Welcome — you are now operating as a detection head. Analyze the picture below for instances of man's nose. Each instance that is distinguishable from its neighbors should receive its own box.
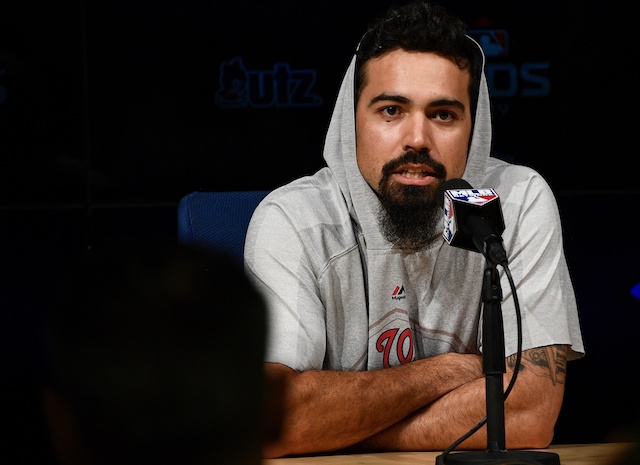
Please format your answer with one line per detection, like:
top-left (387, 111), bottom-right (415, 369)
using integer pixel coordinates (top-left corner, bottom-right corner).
top-left (402, 114), bottom-right (432, 153)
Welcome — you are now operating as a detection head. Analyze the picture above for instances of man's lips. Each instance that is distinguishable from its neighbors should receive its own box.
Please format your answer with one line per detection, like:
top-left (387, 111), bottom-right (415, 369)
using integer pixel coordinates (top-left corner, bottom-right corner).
top-left (391, 164), bottom-right (438, 185)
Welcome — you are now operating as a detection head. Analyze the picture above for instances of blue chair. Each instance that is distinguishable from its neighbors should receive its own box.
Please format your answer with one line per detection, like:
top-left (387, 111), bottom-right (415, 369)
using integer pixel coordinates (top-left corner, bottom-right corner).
top-left (177, 190), bottom-right (270, 263)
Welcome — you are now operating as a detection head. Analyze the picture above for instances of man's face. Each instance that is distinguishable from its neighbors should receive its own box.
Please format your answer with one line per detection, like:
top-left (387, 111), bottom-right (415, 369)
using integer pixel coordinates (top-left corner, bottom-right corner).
top-left (355, 49), bottom-right (473, 247)
top-left (356, 48), bottom-right (473, 195)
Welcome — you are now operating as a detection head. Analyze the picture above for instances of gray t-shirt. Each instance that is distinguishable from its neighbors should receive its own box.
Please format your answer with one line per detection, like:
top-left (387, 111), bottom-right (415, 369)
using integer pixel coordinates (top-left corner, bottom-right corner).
top-left (244, 51), bottom-right (584, 372)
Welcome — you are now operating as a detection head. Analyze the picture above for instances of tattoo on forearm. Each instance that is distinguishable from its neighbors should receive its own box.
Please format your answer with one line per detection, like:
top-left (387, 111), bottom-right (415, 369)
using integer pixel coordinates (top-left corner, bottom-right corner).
top-left (506, 345), bottom-right (568, 386)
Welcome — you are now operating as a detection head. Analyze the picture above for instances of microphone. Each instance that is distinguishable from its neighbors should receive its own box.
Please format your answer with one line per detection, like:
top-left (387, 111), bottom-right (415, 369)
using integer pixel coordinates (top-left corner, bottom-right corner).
top-left (437, 178), bottom-right (508, 266)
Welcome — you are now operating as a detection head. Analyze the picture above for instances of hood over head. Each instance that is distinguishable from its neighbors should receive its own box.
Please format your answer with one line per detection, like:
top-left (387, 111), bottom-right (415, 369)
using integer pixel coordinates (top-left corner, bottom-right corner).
top-left (321, 36), bottom-right (492, 250)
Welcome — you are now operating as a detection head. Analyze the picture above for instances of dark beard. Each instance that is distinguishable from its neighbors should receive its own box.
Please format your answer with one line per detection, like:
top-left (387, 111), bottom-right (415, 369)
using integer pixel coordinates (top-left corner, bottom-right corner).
top-left (377, 151), bottom-right (447, 249)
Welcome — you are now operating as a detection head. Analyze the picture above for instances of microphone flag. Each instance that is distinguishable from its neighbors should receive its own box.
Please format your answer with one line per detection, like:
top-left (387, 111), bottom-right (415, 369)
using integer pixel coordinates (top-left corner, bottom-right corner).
top-left (442, 184), bottom-right (505, 253)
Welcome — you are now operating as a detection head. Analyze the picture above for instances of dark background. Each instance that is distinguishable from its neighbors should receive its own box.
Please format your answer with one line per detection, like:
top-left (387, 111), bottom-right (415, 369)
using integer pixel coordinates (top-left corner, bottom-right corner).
top-left (1, 1), bottom-right (638, 462)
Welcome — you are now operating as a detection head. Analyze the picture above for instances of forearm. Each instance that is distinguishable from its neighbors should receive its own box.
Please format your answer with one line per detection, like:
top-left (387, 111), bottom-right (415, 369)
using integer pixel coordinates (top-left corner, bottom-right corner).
top-left (263, 352), bottom-right (483, 458)
top-left (351, 345), bottom-right (567, 452)
top-left (348, 375), bottom-right (488, 452)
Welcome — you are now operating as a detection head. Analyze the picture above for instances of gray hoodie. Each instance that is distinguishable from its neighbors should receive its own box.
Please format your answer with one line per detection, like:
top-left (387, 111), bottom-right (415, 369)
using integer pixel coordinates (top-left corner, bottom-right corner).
top-left (245, 50), bottom-right (584, 372)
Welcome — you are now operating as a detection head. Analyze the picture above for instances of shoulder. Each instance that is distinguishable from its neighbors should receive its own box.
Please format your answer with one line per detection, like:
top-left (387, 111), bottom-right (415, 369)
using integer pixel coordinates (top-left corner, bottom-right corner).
top-left (484, 158), bottom-right (556, 204)
top-left (254, 168), bottom-right (350, 226)
top-left (246, 168), bottom-right (356, 258)
top-left (483, 158), bottom-right (564, 237)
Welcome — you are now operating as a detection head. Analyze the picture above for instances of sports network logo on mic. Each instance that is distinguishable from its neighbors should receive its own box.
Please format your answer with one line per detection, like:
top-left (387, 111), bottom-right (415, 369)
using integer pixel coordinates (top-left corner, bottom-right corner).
top-left (443, 188), bottom-right (501, 249)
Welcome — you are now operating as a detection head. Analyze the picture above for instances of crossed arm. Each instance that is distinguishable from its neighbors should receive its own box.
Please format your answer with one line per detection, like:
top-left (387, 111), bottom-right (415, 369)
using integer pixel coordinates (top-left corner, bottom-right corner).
top-left (262, 344), bottom-right (568, 458)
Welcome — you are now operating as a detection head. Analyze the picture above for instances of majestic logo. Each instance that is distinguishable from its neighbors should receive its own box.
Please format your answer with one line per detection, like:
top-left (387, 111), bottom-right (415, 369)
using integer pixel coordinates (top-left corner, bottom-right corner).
top-left (215, 56), bottom-right (322, 109)
top-left (391, 285), bottom-right (405, 300)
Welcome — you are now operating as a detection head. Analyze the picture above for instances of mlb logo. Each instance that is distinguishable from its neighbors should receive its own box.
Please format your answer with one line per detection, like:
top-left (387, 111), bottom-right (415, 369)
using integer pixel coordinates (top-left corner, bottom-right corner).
top-left (448, 188), bottom-right (499, 206)
top-left (467, 29), bottom-right (509, 57)
top-left (442, 195), bottom-right (456, 243)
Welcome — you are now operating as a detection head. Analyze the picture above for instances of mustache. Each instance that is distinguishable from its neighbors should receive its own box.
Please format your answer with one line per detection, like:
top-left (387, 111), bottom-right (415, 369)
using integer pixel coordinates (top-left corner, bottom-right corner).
top-left (381, 151), bottom-right (447, 178)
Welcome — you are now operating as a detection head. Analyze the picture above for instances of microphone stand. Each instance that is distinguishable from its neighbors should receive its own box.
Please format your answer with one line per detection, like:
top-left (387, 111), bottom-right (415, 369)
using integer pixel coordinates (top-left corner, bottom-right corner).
top-left (436, 263), bottom-right (561, 465)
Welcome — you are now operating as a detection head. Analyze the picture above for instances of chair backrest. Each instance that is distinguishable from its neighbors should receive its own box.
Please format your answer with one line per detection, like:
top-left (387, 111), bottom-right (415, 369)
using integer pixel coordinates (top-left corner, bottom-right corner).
top-left (177, 190), bottom-right (270, 263)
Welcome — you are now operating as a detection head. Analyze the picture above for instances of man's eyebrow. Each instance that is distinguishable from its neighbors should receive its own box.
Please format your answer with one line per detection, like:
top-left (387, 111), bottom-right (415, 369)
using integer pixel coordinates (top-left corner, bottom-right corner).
top-left (430, 98), bottom-right (466, 112)
top-left (368, 94), bottom-right (466, 112)
top-left (368, 93), bottom-right (410, 107)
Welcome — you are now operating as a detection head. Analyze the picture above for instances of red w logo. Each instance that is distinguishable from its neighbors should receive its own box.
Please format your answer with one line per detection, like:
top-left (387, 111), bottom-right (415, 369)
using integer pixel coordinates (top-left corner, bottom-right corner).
top-left (376, 328), bottom-right (414, 368)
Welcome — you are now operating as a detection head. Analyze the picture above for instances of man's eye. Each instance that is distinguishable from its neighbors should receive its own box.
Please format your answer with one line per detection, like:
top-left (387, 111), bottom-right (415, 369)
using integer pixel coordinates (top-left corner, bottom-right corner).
top-left (381, 106), bottom-right (400, 117)
top-left (434, 111), bottom-right (454, 121)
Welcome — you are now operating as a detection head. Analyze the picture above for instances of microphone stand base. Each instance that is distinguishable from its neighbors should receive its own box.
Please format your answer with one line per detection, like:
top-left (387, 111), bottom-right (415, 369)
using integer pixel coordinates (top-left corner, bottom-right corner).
top-left (435, 450), bottom-right (561, 464)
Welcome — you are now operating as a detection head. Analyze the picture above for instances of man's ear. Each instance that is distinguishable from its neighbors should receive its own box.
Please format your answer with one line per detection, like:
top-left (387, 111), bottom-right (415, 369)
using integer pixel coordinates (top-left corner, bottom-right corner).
top-left (41, 386), bottom-right (87, 465)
